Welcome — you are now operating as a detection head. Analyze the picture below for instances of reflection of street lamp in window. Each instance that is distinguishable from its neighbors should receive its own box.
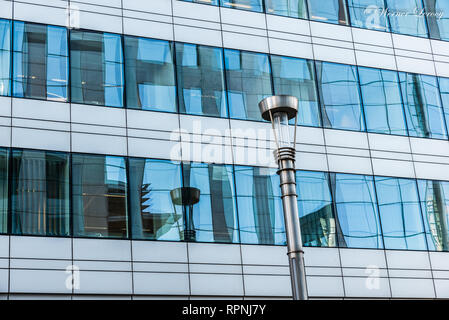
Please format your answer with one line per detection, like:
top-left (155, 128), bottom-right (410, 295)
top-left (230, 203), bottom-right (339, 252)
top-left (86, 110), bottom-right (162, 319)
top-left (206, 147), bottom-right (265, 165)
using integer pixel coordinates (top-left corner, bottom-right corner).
top-left (170, 187), bottom-right (200, 242)
top-left (258, 95), bottom-right (308, 300)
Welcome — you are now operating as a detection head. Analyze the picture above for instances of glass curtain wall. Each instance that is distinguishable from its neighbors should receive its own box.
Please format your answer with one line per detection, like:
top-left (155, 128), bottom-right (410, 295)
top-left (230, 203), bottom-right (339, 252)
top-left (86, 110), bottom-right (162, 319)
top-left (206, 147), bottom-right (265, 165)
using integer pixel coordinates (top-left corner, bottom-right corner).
top-left (423, 0), bottom-right (449, 41)
top-left (265, 0), bottom-right (308, 18)
top-left (385, 0), bottom-right (428, 37)
top-left (176, 43), bottom-right (227, 117)
top-left (182, 162), bottom-right (239, 243)
top-left (308, 0), bottom-right (349, 25)
top-left (220, 0), bottom-right (264, 12)
top-left (129, 158), bottom-right (183, 241)
top-left (0, 19), bottom-right (11, 97)
top-left (13, 21), bottom-right (68, 101)
top-left (72, 154), bottom-right (128, 238)
top-left (400, 72), bottom-right (447, 139)
top-left (297, 171), bottom-right (338, 247)
top-left (70, 30), bottom-right (124, 107)
top-left (271, 55), bottom-right (321, 127)
top-left (375, 177), bottom-right (427, 250)
top-left (11, 149), bottom-right (70, 236)
top-left (225, 49), bottom-right (273, 121)
top-left (347, 0), bottom-right (389, 31)
top-left (235, 166), bottom-right (285, 245)
top-left (358, 67), bottom-right (408, 135)
top-left (125, 36), bottom-right (176, 112)
top-left (0, 148), bottom-right (7, 234)
top-left (316, 61), bottom-right (364, 131)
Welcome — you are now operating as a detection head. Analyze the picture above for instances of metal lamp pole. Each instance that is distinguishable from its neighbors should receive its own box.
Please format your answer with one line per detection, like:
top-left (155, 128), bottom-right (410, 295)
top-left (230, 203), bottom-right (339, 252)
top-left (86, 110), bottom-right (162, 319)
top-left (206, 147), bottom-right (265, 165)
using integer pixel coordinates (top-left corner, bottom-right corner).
top-left (258, 95), bottom-right (308, 301)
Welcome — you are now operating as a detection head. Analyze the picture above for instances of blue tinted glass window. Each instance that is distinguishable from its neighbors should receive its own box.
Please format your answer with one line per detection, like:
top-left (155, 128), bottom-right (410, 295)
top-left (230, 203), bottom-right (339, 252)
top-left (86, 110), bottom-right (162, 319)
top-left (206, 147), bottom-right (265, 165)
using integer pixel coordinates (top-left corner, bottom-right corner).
top-left (347, 0), bottom-right (389, 31)
top-left (71, 31), bottom-right (124, 107)
top-left (0, 19), bottom-right (11, 97)
top-left (308, 0), bottom-right (349, 25)
top-left (297, 171), bottom-right (337, 247)
top-left (438, 77), bottom-right (449, 133)
top-left (386, 0), bottom-right (428, 37)
top-left (317, 62), bottom-right (364, 131)
top-left (0, 148), bottom-right (7, 234)
top-left (225, 49), bottom-right (273, 121)
top-left (425, 0), bottom-right (449, 41)
top-left (331, 173), bottom-right (383, 249)
top-left (129, 158), bottom-right (183, 241)
top-left (235, 166), bottom-right (285, 245)
top-left (125, 36), bottom-right (176, 112)
top-left (271, 56), bottom-right (320, 127)
top-left (13, 22), bottom-right (68, 101)
top-left (417, 180), bottom-right (449, 251)
top-left (265, 0), bottom-right (308, 18)
top-left (11, 149), bottom-right (70, 237)
top-left (220, 0), bottom-right (263, 12)
top-left (182, 163), bottom-right (238, 243)
top-left (181, 0), bottom-right (219, 4)
top-left (358, 67), bottom-right (407, 135)
top-left (400, 72), bottom-right (447, 139)
top-left (176, 43), bottom-right (227, 117)
top-left (375, 177), bottom-right (427, 250)
top-left (72, 154), bottom-right (128, 238)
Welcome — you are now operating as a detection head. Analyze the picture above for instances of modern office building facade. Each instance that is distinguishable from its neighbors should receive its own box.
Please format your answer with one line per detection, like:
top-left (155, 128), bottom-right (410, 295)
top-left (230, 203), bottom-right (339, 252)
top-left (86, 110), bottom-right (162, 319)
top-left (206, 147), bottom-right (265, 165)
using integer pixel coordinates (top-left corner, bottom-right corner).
top-left (0, 0), bottom-right (449, 300)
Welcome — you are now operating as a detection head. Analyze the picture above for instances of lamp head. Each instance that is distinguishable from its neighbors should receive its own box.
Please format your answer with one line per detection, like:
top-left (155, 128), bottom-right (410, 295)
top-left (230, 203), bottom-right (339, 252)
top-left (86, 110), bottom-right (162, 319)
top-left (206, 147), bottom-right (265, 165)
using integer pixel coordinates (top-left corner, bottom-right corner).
top-left (258, 95), bottom-right (298, 122)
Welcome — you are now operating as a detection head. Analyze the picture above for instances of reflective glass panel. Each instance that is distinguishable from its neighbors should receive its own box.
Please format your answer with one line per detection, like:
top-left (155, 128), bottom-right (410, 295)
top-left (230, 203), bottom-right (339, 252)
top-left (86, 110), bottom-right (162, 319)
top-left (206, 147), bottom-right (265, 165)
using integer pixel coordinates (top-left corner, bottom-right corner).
top-left (316, 62), bottom-right (364, 131)
top-left (182, 162), bottom-right (238, 243)
top-left (385, 0), bottom-right (428, 37)
top-left (225, 49), bottom-right (273, 121)
top-left (347, 0), bottom-right (389, 31)
top-left (425, 0), bottom-right (449, 41)
top-left (125, 36), bottom-right (176, 112)
top-left (400, 72), bottom-right (447, 139)
top-left (235, 166), bottom-right (285, 245)
top-left (220, 0), bottom-right (263, 12)
top-left (70, 30), bottom-right (124, 107)
top-left (0, 148), bottom-right (7, 234)
top-left (437, 77), bottom-right (449, 134)
top-left (375, 177), bottom-right (427, 250)
top-left (271, 56), bottom-right (320, 127)
top-left (176, 43), bottom-right (227, 117)
top-left (331, 173), bottom-right (383, 249)
top-left (308, 0), bottom-right (349, 25)
top-left (265, 0), bottom-right (308, 18)
top-left (358, 67), bottom-right (407, 135)
top-left (11, 149), bottom-right (69, 236)
top-left (13, 21), bottom-right (68, 101)
top-left (181, 0), bottom-right (219, 5)
top-left (129, 158), bottom-right (183, 241)
top-left (417, 180), bottom-right (449, 251)
top-left (297, 171), bottom-right (337, 247)
top-left (0, 19), bottom-right (11, 97)
top-left (72, 154), bottom-right (128, 238)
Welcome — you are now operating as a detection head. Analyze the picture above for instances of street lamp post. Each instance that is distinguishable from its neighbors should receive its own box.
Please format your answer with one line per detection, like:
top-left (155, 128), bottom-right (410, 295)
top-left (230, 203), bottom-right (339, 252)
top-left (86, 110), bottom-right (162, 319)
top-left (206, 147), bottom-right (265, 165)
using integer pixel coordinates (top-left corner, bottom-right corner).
top-left (258, 95), bottom-right (308, 301)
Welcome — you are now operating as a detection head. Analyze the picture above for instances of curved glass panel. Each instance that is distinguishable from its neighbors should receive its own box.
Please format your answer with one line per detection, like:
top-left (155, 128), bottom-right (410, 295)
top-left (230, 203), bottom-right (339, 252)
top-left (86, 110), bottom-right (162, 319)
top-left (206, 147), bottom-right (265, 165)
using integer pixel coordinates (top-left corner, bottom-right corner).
top-left (220, 0), bottom-right (263, 12)
top-left (331, 173), bottom-right (383, 249)
top-left (437, 77), bottom-right (449, 134)
top-left (317, 62), bottom-right (364, 131)
top-left (359, 67), bottom-right (407, 135)
top-left (235, 166), bottom-right (285, 245)
top-left (308, 0), bottom-right (349, 25)
top-left (129, 158), bottom-right (183, 241)
top-left (71, 31), bottom-right (124, 107)
top-left (386, 0), bottom-right (428, 37)
top-left (348, 0), bottom-right (389, 31)
top-left (125, 36), bottom-right (176, 112)
top-left (375, 177), bottom-right (427, 250)
top-left (297, 171), bottom-right (337, 247)
top-left (417, 180), bottom-right (449, 251)
top-left (271, 56), bottom-right (320, 127)
top-left (265, 0), bottom-right (308, 18)
top-left (400, 72), bottom-right (447, 139)
top-left (176, 43), bottom-right (227, 117)
top-left (11, 149), bottom-right (69, 236)
top-left (0, 148), bottom-right (7, 234)
top-left (13, 21), bottom-right (68, 101)
top-left (72, 154), bottom-right (128, 238)
top-left (425, 0), bottom-right (449, 41)
top-left (182, 162), bottom-right (238, 243)
top-left (225, 49), bottom-right (273, 121)
top-left (0, 19), bottom-right (11, 97)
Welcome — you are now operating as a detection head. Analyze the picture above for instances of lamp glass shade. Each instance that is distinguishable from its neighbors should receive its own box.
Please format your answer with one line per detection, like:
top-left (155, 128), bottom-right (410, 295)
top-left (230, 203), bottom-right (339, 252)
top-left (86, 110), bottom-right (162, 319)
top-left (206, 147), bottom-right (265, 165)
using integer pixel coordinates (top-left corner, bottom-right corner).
top-left (272, 111), bottom-right (293, 148)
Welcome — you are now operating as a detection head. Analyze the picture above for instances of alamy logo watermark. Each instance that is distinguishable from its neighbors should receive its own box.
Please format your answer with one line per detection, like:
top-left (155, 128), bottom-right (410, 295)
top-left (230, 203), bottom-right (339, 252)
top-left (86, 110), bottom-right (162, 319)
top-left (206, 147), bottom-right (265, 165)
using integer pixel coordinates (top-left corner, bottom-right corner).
top-left (65, 265), bottom-right (80, 290)
top-left (365, 265), bottom-right (380, 290)
top-left (66, 4), bottom-right (80, 29)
